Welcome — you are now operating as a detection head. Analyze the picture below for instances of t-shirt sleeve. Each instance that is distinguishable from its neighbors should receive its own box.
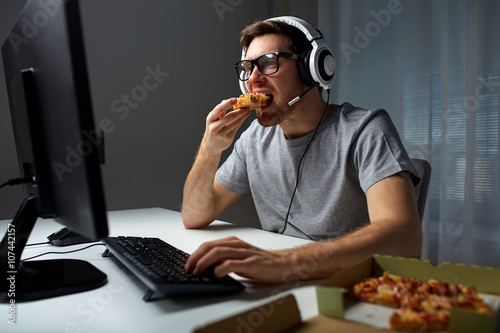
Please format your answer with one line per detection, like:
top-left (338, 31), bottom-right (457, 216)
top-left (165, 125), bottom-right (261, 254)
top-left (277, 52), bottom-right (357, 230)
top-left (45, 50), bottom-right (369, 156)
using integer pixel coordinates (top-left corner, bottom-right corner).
top-left (353, 110), bottom-right (420, 193)
top-left (215, 137), bottom-right (251, 194)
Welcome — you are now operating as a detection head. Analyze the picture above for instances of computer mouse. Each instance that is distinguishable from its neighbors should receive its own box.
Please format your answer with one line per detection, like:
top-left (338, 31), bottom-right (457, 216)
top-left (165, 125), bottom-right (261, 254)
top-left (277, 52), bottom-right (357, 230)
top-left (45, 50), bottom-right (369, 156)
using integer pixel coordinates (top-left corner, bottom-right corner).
top-left (47, 227), bottom-right (96, 246)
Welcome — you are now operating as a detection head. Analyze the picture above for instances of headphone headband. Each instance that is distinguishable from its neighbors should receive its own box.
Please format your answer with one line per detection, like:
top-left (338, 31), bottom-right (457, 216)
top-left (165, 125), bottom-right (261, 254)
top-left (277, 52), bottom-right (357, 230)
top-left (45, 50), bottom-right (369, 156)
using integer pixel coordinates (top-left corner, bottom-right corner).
top-left (239, 16), bottom-right (336, 94)
top-left (270, 16), bottom-right (322, 41)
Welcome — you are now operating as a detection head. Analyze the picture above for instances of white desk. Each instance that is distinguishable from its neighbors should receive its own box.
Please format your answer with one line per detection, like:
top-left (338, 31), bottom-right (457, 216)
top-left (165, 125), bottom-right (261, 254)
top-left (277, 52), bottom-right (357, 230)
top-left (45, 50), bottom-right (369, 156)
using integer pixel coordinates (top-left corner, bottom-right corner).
top-left (1, 208), bottom-right (319, 333)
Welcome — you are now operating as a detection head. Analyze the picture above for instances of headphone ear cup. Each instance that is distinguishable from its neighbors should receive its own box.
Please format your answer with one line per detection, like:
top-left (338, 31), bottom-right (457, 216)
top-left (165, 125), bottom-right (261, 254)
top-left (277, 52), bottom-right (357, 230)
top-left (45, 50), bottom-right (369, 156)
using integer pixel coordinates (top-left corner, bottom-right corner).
top-left (297, 50), bottom-right (317, 87)
top-left (314, 46), bottom-right (336, 88)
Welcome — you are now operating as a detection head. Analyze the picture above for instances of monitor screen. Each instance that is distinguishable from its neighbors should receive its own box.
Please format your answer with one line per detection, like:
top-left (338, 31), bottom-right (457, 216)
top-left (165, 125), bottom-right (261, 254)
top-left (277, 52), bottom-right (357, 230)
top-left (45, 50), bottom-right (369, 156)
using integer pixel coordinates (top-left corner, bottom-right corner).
top-left (1, 0), bottom-right (108, 302)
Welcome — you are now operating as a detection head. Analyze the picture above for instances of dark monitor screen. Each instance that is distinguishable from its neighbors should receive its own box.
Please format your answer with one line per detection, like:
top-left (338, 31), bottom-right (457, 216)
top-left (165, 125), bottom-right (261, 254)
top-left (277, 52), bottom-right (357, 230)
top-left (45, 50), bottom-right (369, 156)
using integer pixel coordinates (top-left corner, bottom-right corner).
top-left (1, 0), bottom-right (108, 302)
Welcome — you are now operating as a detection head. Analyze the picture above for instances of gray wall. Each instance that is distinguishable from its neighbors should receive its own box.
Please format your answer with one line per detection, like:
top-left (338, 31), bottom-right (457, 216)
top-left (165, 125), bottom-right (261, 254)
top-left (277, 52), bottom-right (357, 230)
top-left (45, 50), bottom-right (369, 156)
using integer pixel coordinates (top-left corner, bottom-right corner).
top-left (0, 0), bottom-right (319, 228)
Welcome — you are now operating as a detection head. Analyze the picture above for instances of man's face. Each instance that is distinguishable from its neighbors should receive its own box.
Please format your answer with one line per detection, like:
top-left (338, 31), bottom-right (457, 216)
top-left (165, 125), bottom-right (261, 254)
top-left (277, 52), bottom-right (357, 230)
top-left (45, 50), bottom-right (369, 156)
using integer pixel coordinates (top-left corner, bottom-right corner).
top-left (244, 33), bottom-right (307, 127)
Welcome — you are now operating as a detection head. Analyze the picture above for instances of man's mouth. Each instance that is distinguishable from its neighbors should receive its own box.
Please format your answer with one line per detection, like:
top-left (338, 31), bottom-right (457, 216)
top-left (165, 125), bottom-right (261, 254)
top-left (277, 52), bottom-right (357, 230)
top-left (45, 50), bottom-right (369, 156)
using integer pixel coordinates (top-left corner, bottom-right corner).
top-left (257, 94), bottom-right (273, 116)
top-left (263, 93), bottom-right (273, 107)
top-left (256, 92), bottom-right (273, 111)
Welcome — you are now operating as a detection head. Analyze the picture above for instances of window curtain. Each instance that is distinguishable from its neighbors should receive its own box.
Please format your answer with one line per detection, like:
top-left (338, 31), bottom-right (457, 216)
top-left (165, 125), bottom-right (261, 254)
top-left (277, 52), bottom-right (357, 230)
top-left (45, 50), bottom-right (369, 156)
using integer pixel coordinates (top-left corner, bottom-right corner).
top-left (318, 0), bottom-right (500, 267)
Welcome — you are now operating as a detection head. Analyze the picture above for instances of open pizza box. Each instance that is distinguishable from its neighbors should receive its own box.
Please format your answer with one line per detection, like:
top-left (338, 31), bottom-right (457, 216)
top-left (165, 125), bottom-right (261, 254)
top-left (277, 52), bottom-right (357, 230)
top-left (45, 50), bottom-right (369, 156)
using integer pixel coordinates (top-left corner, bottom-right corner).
top-left (193, 255), bottom-right (500, 333)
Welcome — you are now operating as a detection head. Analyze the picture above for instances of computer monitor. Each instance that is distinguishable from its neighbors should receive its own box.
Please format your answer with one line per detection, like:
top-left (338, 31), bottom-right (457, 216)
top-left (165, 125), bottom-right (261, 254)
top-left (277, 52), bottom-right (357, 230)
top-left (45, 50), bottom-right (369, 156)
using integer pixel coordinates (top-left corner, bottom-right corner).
top-left (1, 0), bottom-right (108, 302)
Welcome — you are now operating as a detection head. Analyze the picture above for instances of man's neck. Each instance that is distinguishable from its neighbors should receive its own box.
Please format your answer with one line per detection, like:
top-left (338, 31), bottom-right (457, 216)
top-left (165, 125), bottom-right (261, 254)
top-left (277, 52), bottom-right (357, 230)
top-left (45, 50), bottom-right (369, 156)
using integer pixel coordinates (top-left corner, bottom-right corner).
top-left (280, 97), bottom-right (331, 140)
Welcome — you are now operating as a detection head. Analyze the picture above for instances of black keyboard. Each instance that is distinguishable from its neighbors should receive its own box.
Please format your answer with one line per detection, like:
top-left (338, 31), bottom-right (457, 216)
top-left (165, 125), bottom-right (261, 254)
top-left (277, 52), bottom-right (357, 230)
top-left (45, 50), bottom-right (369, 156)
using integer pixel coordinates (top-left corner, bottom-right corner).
top-left (102, 236), bottom-right (245, 301)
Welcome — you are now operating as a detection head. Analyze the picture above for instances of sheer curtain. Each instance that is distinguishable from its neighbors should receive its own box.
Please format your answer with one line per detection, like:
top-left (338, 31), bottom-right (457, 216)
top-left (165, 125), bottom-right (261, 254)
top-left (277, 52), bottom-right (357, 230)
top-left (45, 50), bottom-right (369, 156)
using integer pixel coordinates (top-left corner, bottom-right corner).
top-left (318, 0), bottom-right (500, 267)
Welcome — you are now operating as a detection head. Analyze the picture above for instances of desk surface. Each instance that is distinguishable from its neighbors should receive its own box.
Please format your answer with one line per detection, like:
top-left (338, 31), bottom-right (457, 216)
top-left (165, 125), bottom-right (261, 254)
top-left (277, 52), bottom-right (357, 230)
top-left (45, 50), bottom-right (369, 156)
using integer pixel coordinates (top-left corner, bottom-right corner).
top-left (1, 208), bottom-right (318, 333)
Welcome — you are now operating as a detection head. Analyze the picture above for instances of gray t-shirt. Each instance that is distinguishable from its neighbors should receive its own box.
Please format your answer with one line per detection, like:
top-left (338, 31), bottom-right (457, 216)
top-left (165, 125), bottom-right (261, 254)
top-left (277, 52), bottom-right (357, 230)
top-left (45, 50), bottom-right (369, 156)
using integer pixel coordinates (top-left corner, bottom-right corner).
top-left (215, 102), bottom-right (419, 240)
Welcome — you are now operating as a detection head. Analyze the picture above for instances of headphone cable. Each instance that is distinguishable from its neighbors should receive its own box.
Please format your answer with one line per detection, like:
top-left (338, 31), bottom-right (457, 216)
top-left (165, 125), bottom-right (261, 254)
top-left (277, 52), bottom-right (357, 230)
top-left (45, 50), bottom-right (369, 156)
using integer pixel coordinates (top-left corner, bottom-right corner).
top-left (281, 90), bottom-right (331, 240)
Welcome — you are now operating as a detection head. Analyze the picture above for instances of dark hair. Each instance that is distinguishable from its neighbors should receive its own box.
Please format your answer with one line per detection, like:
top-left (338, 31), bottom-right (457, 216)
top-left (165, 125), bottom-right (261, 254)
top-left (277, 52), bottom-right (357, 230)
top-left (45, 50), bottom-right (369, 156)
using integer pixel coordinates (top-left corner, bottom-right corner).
top-left (240, 19), bottom-right (312, 56)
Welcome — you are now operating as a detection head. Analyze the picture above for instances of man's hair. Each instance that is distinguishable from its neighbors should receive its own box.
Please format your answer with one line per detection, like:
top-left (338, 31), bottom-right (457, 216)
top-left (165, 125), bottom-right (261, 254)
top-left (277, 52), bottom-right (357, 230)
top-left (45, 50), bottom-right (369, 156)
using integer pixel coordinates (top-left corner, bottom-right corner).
top-left (239, 19), bottom-right (312, 56)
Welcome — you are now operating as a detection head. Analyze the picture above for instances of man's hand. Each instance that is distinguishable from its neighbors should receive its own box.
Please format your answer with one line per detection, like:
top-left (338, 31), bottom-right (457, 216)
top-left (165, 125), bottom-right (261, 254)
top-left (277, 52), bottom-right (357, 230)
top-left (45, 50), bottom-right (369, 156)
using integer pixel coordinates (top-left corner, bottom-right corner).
top-left (184, 236), bottom-right (291, 283)
top-left (203, 98), bottom-right (251, 155)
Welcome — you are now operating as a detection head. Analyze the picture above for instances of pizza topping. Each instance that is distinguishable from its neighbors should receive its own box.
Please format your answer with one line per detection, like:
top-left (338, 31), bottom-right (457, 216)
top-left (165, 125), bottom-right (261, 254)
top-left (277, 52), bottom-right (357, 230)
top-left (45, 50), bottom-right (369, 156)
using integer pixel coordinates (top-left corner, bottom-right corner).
top-left (232, 92), bottom-right (272, 111)
top-left (349, 271), bottom-right (491, 332)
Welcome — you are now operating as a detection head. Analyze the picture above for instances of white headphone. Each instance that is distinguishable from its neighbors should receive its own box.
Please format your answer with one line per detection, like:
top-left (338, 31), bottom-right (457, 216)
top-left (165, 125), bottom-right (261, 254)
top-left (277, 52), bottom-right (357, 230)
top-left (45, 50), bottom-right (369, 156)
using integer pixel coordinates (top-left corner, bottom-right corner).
top-left (238, 16), bottom-right (336, 94)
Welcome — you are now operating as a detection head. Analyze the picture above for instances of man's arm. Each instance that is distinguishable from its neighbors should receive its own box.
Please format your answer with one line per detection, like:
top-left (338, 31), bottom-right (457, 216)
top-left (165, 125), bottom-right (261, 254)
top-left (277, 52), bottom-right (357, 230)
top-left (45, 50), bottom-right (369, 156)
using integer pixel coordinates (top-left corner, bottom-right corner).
top-left (279, 171), bottom-right (422, 280)
top-left (182, 98), bottom-right (250, 228)
top-left (185, 171), bottom-right (422, 282)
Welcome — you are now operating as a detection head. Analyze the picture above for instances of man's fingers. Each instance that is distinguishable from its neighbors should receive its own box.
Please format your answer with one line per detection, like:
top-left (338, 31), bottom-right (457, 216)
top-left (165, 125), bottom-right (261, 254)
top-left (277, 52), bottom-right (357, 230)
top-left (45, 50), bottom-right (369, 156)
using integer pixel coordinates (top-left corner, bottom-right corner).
top-left (206, 102), bottom-right (250, 139)
top-left (207, 98), bottom-right (237, 122)
top-left (185, 236), bottom-right (253, 273)
top-left (220, 109), bottom-right (251, 136)
top-left (192, 246), bottom-right (254, 275)
top-left (185, 236), bottom-right (236, 270)
top-left (213, 258), bottom-right (259, 280)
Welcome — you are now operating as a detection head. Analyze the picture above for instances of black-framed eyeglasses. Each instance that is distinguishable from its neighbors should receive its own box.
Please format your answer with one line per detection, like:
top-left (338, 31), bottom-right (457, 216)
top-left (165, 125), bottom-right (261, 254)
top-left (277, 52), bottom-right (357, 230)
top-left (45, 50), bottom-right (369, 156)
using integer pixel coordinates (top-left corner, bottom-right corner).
top-left (235, 52), bottom-right (298, 81)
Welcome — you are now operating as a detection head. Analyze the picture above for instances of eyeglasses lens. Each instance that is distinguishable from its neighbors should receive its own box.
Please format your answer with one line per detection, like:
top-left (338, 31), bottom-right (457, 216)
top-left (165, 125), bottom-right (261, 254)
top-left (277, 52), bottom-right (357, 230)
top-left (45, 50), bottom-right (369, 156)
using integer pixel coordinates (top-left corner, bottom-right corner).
top-left (237, 53), bottom-right (279, 81)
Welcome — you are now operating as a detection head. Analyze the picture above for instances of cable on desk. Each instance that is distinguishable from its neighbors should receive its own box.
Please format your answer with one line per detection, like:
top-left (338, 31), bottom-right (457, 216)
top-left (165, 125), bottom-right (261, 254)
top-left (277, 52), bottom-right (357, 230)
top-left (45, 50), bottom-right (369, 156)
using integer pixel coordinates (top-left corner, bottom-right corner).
top-left (22, 243), bottom-right (105, 261)
top-left (25, 241), bottom-right (51, 246)
top-left (0, 176), bottom-right (36, 189)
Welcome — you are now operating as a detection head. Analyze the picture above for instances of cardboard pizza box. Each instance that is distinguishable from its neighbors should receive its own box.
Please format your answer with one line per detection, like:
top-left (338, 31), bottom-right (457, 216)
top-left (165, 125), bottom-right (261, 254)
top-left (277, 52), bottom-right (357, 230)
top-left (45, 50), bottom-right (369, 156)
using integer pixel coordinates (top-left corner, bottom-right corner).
top-left (316, 254), bottom-right (500, 333)
top-left (193, 255), bottom-right (500, 333)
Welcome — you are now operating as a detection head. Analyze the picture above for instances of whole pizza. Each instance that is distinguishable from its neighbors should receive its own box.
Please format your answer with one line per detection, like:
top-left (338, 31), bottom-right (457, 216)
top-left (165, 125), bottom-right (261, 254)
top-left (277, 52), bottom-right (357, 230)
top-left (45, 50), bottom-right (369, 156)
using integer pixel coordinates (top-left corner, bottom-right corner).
top-left (349, 271), bottom-right (491, 332)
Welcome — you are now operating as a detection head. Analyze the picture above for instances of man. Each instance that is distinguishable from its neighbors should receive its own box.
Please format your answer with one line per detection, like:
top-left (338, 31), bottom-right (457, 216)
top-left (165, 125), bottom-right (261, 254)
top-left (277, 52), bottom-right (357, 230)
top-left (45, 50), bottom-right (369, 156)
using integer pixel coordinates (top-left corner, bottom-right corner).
top-left (182, 17), bottom-right (422, 283)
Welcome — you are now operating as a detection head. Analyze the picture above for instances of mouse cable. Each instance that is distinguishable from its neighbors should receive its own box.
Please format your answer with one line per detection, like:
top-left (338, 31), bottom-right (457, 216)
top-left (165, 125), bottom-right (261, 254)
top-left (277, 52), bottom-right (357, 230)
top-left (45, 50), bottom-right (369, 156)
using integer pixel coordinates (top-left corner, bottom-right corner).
top-left (25, 241), bottom-right (51, 246)
top-left (22, 243), bottom-right (105, 262)
top-left (0, 176), bottom-right (36, 189)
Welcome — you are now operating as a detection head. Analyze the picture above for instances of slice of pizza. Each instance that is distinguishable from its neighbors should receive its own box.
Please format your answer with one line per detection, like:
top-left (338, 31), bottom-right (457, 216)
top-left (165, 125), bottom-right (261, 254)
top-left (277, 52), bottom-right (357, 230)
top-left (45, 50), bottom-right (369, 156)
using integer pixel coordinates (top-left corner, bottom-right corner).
top-left (232, 92), bottom-right (271, 111)
top-left (349, 270), bottom-right (401, 307)
top-left (390, 307), bottom-right (449, 332)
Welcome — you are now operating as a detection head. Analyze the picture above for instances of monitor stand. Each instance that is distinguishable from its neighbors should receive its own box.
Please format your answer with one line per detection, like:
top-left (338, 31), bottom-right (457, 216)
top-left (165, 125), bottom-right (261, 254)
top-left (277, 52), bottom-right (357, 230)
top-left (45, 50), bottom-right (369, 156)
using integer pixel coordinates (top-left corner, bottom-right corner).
top-left (1, 195), bottom-right (107, 303)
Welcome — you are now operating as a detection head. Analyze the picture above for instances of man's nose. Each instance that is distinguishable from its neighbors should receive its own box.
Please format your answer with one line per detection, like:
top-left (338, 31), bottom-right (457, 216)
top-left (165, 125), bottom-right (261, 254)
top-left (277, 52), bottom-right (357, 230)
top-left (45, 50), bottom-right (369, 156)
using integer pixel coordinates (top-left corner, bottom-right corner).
top-left (247, 64), bottom-right (265, 87)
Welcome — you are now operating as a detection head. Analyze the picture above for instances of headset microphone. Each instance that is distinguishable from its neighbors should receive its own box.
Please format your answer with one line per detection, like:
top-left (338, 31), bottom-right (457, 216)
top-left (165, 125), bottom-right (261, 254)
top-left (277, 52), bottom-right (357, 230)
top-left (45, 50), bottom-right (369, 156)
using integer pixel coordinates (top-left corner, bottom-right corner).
top-left (288, 84), bottom-right (318, 106)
